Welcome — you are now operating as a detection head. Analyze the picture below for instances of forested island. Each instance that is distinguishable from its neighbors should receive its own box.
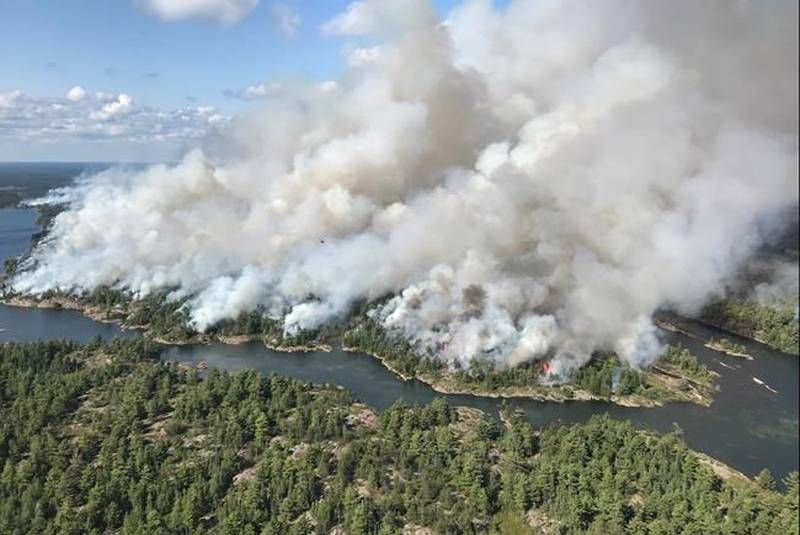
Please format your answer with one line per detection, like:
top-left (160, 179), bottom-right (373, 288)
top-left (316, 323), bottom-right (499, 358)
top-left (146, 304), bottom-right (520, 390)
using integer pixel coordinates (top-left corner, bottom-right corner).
top-left (704, 338), bottom-right (752, 360)
top-left (0, 288), bottom-right (719, 408)
top-left (0, 338), bottom-right (796, 534)
top-left (341, 317), bottom-right (717, 407)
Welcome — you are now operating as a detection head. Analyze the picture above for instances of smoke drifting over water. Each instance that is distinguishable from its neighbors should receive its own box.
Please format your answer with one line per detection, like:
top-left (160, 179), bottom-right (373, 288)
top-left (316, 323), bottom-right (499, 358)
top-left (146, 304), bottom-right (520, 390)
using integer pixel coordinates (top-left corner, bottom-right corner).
top-left (13, 0), bottom-right (799, 371)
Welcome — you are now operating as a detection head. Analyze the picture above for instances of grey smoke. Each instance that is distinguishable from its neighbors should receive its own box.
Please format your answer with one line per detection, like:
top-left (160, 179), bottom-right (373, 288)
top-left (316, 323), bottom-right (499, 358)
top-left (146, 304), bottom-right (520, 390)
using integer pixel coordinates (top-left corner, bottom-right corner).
top-left (13, 0), bottom-right (799, 372)
top-left (753, 262), bottom-right (799, 308)
top-left (742, 258), bottom-right (799, 308)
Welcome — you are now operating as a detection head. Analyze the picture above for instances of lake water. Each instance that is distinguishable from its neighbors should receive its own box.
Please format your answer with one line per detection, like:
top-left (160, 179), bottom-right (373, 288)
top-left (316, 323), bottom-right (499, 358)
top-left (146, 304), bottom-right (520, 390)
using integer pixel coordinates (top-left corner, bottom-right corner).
top-left (0, 206), bottom-right (797, 482)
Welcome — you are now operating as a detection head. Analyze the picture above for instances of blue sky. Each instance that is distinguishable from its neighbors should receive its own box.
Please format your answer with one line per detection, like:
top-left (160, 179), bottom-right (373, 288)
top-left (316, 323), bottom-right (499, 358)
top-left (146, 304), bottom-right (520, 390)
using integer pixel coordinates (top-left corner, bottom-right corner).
top-left (0, 0), bottom-right (476, 162)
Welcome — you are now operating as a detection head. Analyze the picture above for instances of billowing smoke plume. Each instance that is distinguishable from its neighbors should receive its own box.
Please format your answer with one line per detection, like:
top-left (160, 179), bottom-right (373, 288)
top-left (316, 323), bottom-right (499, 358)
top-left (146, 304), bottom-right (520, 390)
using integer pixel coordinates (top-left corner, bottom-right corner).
top-left (13, 0), bottom-right (799, 371)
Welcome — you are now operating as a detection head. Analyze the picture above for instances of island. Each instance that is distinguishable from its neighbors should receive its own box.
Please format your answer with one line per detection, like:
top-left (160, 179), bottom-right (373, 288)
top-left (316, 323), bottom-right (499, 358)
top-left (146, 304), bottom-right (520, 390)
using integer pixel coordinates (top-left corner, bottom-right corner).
top-left (704, 337), bottom-right (753, 359)
top-left (342, 317), bottom-right (718, 407)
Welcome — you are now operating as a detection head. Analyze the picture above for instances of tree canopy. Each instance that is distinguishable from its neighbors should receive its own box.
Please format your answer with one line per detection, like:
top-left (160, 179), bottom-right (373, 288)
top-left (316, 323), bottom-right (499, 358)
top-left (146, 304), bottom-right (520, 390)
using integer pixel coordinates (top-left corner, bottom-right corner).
top-left (0, 339), bottom-right (796, 534)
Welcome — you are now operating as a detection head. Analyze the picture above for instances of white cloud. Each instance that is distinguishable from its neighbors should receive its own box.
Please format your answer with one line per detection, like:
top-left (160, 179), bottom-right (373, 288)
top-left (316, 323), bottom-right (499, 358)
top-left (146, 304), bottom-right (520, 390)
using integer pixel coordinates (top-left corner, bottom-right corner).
top-left (225, 82), bottom-right (283, 100)
top-left (0, 89), bottom-right (229, 154)
top-left (245, 85), bottom-right (268, 98)
top-left (137, 0), bottom-right (259, 25)
top-left (66, 86), bottom-right (86, 102)
top-left (321, 0), bottom-right (434, 36)
top-left (90, 93), bottom-right (134, 121)
top-left (0, 90), bottom-right (21, 109)
top-left (207, 113), bottom-right (226, 124)
top-left (226, 80), bottom-right (336, 101)
top-left (269, 3), bottom-right (301, 38)
top-left (317, 80), bottom-right (338, 92)
top-left (347, 46), bottom-right (382, 67)
top-left (321, 1), bottom-right (376, 35)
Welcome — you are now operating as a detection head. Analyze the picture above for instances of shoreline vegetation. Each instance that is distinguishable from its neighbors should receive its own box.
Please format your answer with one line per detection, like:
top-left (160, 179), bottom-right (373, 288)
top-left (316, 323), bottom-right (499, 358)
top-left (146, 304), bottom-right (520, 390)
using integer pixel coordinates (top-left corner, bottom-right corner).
top-left (1, 289), bottom-right (719, 408)
top-left (704, 338), bottom-right (753, 360)
top-left (654, 316), bottom-right (754, 360)
top-left (0, 338), bottom-right (796, 534)
top-left (700, 299), bottom-right (799, 356)
top-left (342, 319), bottom-right (718, 408)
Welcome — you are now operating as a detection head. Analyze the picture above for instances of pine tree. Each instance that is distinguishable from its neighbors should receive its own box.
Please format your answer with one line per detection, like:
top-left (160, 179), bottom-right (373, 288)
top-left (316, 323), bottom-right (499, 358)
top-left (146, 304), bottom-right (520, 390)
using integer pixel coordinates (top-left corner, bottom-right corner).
top-left (756, 469), bottom-right (777, 491)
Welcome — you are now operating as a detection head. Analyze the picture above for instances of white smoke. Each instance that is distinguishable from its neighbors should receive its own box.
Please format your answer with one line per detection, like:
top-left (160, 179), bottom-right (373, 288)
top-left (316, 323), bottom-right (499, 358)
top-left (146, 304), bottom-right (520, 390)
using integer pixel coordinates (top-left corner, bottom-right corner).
top-left (13, 0), bottom-right (799, 372)
top-left (749, 259), bottom-right (799, 309)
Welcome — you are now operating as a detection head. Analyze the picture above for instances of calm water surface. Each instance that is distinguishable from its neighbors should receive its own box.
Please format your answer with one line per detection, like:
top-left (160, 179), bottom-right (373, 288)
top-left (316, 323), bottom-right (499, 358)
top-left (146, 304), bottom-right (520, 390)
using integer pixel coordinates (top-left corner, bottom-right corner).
top-left (1, 207), bottom-right (797, 481)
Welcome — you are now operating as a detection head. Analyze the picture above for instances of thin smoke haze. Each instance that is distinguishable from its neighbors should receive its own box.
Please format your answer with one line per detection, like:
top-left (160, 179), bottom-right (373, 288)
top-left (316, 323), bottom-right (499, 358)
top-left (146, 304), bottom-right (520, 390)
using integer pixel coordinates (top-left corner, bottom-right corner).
top-left (13, 0), bottom-right (799, 372)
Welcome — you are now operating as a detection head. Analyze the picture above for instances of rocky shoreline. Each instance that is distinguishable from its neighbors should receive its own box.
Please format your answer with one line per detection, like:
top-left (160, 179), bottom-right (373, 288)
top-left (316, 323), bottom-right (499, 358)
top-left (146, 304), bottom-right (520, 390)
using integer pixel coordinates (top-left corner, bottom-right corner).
top-left (265, 339), bottom-right (332, 353)
top-left (697, 316), bottom-right (795, 355)
top-left (3, 294), bottom-right (110, 319)
top-left (345, 345), bottom-right (665, 407)
top-left (656, 314), bottom-right (759, 360)
top-left (703, 339), bottom-right (753, 360)
top-left (1, 294), bottom-right (330, 353)
top-left (422, 374), bottom-right (665, 407)
top-left (658, 312), bottom-right (797, 357)
top-left (341, 346), bottom-right (415, 381)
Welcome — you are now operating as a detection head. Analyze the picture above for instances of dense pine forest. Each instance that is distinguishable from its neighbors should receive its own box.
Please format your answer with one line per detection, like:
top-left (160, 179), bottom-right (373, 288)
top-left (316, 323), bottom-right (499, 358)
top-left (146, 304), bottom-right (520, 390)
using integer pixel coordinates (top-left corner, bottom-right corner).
top-left (0, 338), bottom-right (796, 534)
